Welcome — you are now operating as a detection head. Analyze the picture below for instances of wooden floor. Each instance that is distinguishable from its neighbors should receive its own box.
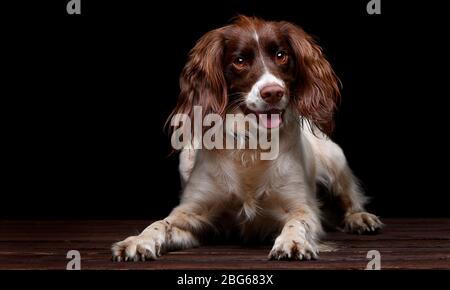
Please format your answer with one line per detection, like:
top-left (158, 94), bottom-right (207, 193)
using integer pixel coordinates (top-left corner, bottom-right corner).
top-left (0, 219), bottom-right (449, 270)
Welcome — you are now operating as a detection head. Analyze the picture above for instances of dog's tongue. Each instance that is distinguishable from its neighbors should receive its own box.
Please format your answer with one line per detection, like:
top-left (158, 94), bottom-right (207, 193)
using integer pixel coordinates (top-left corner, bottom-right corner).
top-left (260, 113), bottom-right (282, 129)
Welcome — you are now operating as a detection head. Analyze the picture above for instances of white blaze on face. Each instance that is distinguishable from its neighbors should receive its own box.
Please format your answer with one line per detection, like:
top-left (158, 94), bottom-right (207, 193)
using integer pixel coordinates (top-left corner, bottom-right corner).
top-left (253, 31), bottom-right (268, 71)
top-left (245, 72), bottom-right (287, 128)
top-left (243, 30), bottom-right (288, 129)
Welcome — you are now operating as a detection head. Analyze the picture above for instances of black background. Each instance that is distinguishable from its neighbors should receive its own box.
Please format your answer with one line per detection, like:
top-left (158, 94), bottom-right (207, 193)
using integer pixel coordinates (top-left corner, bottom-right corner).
top-left (2, 0), bottom-right (449, 219)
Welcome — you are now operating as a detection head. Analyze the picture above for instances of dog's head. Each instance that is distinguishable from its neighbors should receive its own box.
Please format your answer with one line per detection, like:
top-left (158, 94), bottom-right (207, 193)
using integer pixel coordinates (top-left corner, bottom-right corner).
top-left (172, 16), bottom-right (340, 134)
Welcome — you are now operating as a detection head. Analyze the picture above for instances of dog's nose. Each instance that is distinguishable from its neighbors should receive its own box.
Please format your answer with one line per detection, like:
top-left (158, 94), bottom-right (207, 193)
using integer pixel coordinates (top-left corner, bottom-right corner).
top-left (260, 85), bottom-right (285, 104)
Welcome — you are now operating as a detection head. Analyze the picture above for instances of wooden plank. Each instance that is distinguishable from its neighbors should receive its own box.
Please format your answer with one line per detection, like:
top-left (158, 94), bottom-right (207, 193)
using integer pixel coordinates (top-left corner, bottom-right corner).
top-left (0, 219), bottom-right (449, 269)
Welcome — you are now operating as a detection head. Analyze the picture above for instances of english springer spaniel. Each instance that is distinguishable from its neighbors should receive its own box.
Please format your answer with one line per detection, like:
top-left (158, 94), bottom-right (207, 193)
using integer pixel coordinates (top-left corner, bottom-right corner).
top-left (112, 16), bottom-right (382, 262)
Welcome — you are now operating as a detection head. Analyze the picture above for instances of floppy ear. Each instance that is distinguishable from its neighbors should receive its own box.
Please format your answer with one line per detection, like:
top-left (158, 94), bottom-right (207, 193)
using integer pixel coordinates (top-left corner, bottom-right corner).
top-left (169, 28), bottom-right (228, 126)
top-left (280, 22), bottom-right (340, 134)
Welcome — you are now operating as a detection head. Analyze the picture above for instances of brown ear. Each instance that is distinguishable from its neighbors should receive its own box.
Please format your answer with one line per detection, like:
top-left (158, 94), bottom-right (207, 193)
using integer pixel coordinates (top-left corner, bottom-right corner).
top-left (169, 28), bottom-right (228, 128)
top-left (280, 22), bottom-right (340, 134)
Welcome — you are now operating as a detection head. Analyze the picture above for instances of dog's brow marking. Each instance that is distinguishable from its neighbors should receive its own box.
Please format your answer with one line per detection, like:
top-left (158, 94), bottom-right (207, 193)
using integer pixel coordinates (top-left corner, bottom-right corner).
top-left (253, 31), bottom-right (259, 42)
top-left (253, 30), bottom-right (268, 72)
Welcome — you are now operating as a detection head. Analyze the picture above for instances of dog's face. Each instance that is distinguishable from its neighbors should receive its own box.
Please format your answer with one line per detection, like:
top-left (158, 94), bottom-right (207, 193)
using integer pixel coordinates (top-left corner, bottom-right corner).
top-left (222, 22), bottom-right (295, 129)
top-left (172, 16), bottom-right (340, 134)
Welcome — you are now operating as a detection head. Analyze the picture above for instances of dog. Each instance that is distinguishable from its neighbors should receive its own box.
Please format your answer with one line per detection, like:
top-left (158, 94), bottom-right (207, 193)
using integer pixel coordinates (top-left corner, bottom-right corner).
top-left (112, 16), bottom-right (383, 262)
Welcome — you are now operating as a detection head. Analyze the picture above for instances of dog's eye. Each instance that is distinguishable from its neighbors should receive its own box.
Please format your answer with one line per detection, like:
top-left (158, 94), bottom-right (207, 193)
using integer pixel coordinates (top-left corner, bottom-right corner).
top-left (275, 51), bottom-right (288, 65)
top-left (235, 57), bottom-right (245, 63)
top-left (233, 56), bottom-right (247, 70)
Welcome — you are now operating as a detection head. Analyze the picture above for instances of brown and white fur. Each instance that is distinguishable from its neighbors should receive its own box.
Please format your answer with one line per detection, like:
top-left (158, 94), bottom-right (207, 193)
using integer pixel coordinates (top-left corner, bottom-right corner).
top-left (112, 16), bottom-right (382, 262)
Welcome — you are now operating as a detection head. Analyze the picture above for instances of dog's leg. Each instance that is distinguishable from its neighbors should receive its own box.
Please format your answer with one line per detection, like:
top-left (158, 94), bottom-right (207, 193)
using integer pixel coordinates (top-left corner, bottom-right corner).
top-left (179, 148), bottom-right (196, 188)
top-left (334, 166), bottom-right (383, 233)
top-left (111, 203), bottom-right (213, 261)
top-left (269, 207), bottom-right (323, 260)
top-left (316, 140), bottom-right (383, 234)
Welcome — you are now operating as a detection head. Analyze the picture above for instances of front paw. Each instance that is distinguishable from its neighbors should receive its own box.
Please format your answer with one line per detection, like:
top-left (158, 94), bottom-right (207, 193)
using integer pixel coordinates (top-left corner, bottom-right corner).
top-left (343, 212), bottom-right (383, 234)
top-left (269, 235), bottom-right (319, 261)
top-left (111, 235), bottom-right (163, 262)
